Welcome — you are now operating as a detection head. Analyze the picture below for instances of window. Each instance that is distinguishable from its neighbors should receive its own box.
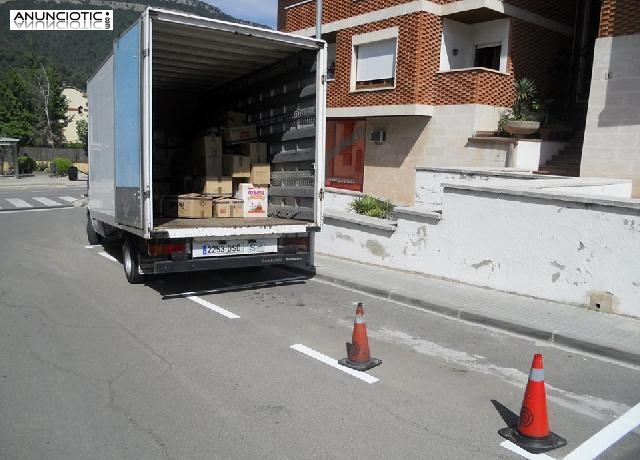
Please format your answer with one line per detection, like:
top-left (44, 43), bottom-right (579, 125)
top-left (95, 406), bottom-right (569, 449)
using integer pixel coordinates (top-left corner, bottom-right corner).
top-left (325, 120), bottom-right (366, 192)
top-left (327, 42), bottom-right (336, 80)
top-left (354, 38), bottom-right (396, 90)
top-left (474, 44), bottom-right (501, 71)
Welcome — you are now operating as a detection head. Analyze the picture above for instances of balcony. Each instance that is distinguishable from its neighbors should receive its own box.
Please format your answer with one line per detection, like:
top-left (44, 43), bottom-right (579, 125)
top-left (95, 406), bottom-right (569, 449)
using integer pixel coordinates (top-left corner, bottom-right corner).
top-left (435, 68), bottom-right (514, 107)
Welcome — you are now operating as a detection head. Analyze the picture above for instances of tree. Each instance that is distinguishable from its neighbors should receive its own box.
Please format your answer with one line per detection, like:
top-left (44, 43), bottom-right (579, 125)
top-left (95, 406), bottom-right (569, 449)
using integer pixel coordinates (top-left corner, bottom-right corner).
top-left (29, 63), bottom-right (69, 147)
top-left (76, 118), bottom-right (88, 152)
top-left (0, 54), bottom-right (69, 147)
top-left (0, 68), bottom-right (37, 144)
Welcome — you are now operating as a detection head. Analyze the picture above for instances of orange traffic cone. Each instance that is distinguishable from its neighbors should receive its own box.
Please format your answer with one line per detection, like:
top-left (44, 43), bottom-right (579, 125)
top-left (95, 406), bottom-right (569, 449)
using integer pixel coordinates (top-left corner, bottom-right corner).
top-left (338, 302), bottom-right (382, 371)
top-left (499, 354), bottom-right (566, 453)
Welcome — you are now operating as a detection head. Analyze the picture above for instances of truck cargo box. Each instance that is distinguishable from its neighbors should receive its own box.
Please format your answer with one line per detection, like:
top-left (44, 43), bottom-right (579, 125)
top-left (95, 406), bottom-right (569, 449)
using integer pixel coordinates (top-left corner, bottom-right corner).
top-left (87, 8), bottom-right (326, 282)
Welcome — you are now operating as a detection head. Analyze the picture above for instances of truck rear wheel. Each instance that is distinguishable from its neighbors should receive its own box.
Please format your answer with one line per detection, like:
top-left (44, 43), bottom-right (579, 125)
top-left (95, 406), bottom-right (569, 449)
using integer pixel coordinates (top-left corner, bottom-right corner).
top-left (122, 236), bottom-right (144, 284)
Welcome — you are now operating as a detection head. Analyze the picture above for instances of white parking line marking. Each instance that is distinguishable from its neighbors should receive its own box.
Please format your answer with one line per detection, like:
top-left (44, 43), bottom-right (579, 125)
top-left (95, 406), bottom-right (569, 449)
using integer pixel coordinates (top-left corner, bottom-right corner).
top-left (33, 197), bottom-right (62, 206)
top-left (187, 296), bottom-right (240, 319)
top-left (500, 441), bottom-right (555, 459)
top-left (290, 344), bottom-right (379, 384)
top-left (85, 245), bottom-right (101, 249)
top-left (58, 196), bottom-right (77, 203)
top-left (6, 198), bottom-right (32, 208)
top-left (98, 252), bottom-right (118, 262)
top-left (563, 401), bottom-right (640, 460)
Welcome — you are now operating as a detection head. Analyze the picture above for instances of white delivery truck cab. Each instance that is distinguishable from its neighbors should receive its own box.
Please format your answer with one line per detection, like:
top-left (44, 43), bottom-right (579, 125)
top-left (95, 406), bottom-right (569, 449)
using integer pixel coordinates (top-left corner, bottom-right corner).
top-left (87, 8), bottom-right (326, 283)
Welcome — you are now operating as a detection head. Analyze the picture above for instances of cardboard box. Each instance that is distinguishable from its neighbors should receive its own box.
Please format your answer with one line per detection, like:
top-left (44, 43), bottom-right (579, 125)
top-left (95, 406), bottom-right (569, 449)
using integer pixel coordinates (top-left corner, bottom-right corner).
top-left (224, 125), bottom-right (257, 143)
top-left (204, 156), bottom-right (223, 177)
top-left (250, 163), bottom-right (270, 186)
top-left (163, 193), bottom-right (212, 219)
top-left (213, 198), bottom-right (244, 218)
top-left (223, 155), bottom-right (251, 177)
top-left (192, 136), bottom-right (222, 159)
top-left (202, 176), bottom-right (232, 195)
top-left (240, 142), bottom-right (268, 163)
top-left (236, 183), bottom-right (268, 218)
top-left (216, 111), bottom-right (247, 127)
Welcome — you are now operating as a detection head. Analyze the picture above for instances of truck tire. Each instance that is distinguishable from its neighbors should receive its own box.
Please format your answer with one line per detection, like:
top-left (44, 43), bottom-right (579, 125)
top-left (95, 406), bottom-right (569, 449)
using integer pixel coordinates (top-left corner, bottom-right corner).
top-left (86, 213), bottom-right (103, 245)
top-left (122, 236), bottom-right (144, 284)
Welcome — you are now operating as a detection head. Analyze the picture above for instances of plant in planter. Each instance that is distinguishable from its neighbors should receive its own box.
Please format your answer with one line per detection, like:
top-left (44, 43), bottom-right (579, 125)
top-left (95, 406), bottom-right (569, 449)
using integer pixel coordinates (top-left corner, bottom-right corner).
top-left (348, 195), bottom-right (395, 220)
top-left (498, 77), bottom-right (542, 137)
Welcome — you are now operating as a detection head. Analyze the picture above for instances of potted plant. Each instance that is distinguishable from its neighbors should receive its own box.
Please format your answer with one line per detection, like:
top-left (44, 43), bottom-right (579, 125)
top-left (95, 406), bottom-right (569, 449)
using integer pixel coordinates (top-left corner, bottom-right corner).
top-left (499, 77), bottom-right (542, 137)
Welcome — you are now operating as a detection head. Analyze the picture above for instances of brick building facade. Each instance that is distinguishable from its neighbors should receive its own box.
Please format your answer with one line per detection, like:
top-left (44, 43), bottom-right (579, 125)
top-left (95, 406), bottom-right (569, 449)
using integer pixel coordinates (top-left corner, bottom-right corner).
top-left (278, 0), bottom-right (585, 204)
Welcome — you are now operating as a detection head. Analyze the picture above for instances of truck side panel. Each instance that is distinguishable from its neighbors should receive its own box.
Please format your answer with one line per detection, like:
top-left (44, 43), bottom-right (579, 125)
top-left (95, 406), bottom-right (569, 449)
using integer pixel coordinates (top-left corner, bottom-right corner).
top-left (87, 55), bottom-right (116, 220)
top-left (114, 20), bottom-right (144, 229)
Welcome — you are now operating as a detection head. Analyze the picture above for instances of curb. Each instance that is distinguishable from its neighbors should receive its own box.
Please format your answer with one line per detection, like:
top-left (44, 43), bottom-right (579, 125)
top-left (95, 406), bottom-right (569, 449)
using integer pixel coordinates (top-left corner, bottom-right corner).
top-left (0, 205), bottom-right (74, 213)
top-left (313, 272), bottom-right (640, 367)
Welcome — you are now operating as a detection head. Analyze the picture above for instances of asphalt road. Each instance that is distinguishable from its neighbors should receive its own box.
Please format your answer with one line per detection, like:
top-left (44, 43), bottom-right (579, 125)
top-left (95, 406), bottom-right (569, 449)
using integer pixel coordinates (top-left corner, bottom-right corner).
top-left (1, 206), bottom-right (638, 459)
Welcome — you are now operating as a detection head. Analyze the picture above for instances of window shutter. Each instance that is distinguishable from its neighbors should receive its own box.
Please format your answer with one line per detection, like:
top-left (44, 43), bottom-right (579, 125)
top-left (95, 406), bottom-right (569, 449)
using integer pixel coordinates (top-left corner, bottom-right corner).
top-left (356, 39), bottom-right (396, 82)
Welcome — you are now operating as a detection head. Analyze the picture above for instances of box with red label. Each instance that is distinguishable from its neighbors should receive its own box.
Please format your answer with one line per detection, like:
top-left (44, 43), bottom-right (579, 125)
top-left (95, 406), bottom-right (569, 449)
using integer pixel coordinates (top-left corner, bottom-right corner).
top-left (236, 183), bottom-right (268, 218)
top-left (224, 125), bottom-right (257, 143)
top-left (213, 198), bottom-right (244, 218)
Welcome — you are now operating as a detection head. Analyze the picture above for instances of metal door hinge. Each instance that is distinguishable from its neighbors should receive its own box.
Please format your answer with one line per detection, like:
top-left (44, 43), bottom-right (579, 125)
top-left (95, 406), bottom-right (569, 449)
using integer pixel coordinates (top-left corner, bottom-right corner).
top-left (319, 188), bottom-right (324, 201)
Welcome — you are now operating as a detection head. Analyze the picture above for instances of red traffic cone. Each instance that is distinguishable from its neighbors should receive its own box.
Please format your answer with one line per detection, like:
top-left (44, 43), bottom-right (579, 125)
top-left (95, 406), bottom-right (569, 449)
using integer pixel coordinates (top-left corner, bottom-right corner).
top-left (499, 354), bottom-right (566, 453)
top-left (338, 302), bottom-right (382, 371)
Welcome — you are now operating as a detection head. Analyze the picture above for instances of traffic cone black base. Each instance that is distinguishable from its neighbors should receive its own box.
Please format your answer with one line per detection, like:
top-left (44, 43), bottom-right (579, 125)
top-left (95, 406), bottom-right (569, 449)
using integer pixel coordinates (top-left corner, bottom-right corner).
top-left (338, 356), bottom-right (382, 371)
top-left (499, 427), bottom-right (567, 454)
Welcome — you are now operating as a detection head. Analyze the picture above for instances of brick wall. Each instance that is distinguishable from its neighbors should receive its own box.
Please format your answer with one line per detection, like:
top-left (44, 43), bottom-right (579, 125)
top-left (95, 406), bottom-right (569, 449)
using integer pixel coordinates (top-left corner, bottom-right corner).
top-left (599, 0), bottom-right (640, 37)
top-left (509, 19), bottom-right (573, 104)
top-left (278, 0), bottom-right (414, 32)
top-left (434, 70), bottom-right (514, 106)
top-left (326, 12), bottom-right (441, 108)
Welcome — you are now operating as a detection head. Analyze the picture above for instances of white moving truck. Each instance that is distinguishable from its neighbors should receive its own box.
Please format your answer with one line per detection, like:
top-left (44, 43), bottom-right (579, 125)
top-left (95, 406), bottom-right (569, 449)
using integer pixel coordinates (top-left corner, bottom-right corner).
top-left (87, 8), bottom-right (326, 283)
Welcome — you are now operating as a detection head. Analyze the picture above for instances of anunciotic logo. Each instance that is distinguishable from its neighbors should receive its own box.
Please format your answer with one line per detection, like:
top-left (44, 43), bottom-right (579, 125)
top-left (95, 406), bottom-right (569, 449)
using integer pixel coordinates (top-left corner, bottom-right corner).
top-left (10, 10), bottom-right (113, 31)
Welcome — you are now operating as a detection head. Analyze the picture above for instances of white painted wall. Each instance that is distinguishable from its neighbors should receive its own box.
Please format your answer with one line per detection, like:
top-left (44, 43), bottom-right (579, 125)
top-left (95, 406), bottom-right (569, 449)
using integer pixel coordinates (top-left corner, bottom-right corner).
top-left (317, 184), bottom-right (640, 318)
top-left (413, 168), bottom-right (632, 207)
top-left (440, 19), bottom-right (509, 72)
top-left (514, 140), bottom-right (567, 169)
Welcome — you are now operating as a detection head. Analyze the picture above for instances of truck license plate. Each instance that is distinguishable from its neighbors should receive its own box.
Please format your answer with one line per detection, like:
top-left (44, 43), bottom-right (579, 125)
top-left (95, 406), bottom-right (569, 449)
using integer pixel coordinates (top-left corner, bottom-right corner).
top-left (192, 239), bottom-right (277, 258)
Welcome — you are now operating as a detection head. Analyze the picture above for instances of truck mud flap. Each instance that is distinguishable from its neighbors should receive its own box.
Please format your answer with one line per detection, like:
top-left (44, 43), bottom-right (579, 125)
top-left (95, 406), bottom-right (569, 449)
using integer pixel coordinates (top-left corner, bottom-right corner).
top-left (149, 253), bottom-right (310, 274)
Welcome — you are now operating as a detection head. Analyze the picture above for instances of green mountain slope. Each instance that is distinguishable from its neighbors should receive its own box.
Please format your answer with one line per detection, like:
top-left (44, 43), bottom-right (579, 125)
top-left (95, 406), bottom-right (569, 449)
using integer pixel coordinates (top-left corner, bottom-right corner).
top-left (1, 0), bottom-right (254, 88)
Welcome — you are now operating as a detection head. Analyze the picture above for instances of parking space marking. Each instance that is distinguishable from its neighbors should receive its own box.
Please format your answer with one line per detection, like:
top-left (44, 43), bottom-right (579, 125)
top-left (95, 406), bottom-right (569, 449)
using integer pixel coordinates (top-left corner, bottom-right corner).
top-left (290, 344), bottom-right (379, 384)
top-left (33, 197), bottom-right (62, 206)
top-left (187, 296), bottom-right (240, 319)
top-left (98, 252), bottom-right (118, 262)
top-left (500, 441), bottom-right (555, 459)
top-left (58, 196), bottom-right (78, 203)
top-left (6, 198), bottom-right (32, 208)
top-left (563, 401), bottom-right (640, 460)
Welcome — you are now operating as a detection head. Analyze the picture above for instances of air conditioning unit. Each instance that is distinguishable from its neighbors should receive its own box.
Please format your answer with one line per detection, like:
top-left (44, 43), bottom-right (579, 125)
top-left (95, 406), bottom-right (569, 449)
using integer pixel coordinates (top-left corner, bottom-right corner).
top-left (370, 129), bottom-right (386, 144)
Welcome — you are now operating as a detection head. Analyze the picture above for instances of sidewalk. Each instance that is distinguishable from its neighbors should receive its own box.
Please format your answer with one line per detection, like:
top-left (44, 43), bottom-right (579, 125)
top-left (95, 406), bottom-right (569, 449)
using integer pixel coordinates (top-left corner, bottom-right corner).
top-left (313, 253), bottom-right (640, 366)
top-left (0, 171), bottom-right (88, 188)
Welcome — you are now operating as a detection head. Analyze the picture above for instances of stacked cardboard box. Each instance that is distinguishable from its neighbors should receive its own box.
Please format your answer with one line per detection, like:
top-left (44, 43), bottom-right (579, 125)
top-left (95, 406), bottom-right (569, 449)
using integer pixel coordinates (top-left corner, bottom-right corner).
top-left (163, 194), bottom-right (212, 219)
top-left (155, 112), bottom-right (273, 219)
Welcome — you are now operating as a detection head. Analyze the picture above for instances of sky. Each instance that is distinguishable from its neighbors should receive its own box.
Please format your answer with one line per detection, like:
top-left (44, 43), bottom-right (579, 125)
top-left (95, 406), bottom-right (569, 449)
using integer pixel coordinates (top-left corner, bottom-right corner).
top-left (205, 0), bottom-right (279, 29)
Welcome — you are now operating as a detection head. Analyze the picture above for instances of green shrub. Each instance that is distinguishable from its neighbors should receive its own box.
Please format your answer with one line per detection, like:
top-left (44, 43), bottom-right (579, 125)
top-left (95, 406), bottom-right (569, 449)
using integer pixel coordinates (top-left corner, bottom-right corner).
top-left (18, 156), bottom-right (37, 173)
top-left (35, 161), bottom-right (48, 171)
top-left (348, 195), bottom-right (395, 220)
top-left (51, 157), bottom-right (73, 176)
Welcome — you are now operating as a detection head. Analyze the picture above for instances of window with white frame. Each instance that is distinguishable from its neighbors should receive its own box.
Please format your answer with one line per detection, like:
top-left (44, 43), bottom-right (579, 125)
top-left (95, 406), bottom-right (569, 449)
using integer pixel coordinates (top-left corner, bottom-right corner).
top-left (352, 28), bottom-right (398, 91)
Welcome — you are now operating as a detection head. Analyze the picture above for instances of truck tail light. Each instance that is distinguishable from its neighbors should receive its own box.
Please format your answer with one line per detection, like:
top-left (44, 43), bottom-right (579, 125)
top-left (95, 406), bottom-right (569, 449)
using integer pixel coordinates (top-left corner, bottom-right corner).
top-left (278, 236), bottom-right (309, 253)
top-left (147, 240), bottom-right (188, 256)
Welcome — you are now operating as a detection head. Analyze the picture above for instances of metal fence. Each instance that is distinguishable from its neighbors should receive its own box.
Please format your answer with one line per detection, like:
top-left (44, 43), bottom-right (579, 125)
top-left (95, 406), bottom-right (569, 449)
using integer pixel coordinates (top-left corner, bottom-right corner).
top-left (18, 147), bottom-right (87, 163)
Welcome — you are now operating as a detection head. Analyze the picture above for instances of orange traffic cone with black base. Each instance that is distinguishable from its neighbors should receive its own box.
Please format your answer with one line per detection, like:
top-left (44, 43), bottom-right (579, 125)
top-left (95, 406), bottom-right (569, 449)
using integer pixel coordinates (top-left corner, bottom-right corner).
top-left (338, 302), bottom-right (382, 371)
top-left (499, 353), bottom-right (566, 453)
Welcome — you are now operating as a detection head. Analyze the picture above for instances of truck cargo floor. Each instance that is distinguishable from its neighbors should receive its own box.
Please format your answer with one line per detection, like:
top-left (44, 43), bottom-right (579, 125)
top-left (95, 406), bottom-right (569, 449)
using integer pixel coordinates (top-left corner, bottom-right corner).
top-left (153, 216), bottom-right (308, 229)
